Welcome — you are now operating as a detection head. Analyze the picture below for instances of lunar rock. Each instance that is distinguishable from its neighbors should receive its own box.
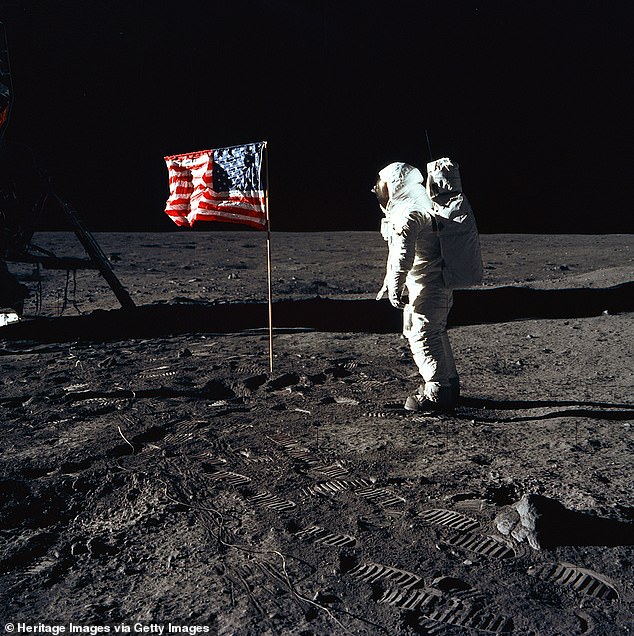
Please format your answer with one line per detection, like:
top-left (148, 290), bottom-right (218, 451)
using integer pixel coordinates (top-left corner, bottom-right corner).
top-left (496, 494), bottom-right (634, 550)
top-left (495, 494), bottom-right (569, 550)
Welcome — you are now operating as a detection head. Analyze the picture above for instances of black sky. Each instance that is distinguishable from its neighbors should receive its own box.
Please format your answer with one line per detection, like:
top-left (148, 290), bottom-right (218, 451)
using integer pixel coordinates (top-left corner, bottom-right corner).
top-left (1, 0), bottom-right (633, 233)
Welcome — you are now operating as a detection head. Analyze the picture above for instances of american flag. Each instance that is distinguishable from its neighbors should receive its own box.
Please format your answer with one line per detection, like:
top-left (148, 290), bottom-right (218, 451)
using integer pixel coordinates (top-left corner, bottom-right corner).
top-left (164, 141), bottom-right (267, 230)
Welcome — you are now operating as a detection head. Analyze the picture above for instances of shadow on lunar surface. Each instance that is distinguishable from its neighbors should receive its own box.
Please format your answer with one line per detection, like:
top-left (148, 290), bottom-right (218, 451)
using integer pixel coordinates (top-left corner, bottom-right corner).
top-left (540, 510), bottom-right (634, 547)
top-left (1, 282), bottom-right (633, 343)
top-left (498, 495), bottom-right (634, 549)
top-left (459, 397), bottom-right (634, 422)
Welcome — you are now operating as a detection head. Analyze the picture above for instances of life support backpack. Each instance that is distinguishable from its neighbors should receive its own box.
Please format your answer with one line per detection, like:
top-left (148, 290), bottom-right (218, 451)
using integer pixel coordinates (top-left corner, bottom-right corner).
top-left (427, 158), bottom-right (483, 289)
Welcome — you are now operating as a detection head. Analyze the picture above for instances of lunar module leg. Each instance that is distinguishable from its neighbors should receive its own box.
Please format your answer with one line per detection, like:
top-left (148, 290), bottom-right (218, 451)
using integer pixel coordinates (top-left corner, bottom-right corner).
top-left (56, 196), bottom-right (135, 310)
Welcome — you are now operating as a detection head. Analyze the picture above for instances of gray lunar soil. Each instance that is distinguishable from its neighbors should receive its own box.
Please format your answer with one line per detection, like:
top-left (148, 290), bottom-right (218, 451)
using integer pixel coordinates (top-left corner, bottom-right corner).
top-left (1, 231), bottom-right (633, 635)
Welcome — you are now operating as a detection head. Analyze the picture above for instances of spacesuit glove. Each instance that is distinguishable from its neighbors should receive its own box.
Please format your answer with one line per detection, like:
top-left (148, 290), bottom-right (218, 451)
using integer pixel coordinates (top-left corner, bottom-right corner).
top-left (389, 289), bottom-right (406, 309)
top-left (376, 281), bottom-right (388, 301)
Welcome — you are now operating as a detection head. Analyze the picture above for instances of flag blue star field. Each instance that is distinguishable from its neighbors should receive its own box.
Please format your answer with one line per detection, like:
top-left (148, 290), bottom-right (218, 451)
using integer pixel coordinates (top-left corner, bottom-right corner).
top-left (164, 142), bottom-right (267, 229)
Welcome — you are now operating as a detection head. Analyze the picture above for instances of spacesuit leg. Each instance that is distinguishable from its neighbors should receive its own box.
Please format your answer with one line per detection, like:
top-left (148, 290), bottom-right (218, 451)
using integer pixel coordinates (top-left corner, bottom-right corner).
top-left (404, 286), bottom-right (457, 406)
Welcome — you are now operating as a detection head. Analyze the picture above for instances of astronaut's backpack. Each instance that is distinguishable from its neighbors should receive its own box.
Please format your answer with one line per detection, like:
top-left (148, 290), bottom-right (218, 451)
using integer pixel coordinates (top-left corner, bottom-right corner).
top-left (426, 158), bottom-right (483, 289)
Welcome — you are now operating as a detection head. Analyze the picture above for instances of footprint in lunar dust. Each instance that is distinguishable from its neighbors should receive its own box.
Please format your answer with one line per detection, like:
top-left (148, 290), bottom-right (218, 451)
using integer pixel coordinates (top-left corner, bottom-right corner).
top-left (265, 372), bottom-right (300, 390)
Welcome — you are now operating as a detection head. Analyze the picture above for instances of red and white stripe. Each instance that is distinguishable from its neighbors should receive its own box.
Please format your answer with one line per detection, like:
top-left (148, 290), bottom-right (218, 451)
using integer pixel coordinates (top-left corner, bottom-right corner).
top-left (164, 150), bottom-right (266, 230)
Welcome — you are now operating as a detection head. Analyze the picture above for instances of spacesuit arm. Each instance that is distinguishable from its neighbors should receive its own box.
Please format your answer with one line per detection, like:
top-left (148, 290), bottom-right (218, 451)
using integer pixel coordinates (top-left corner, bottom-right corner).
top-left (386, 212), bottom-right (419, 308)
top-left (376, 243), bottom-right (391, 300)
top-left (376, 272), bottom-right (389, 300)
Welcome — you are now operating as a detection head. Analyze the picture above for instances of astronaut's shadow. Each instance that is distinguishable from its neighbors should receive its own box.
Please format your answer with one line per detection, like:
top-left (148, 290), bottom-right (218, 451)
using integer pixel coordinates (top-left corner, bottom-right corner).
top-left (458, 396), bottom-right (634, 423)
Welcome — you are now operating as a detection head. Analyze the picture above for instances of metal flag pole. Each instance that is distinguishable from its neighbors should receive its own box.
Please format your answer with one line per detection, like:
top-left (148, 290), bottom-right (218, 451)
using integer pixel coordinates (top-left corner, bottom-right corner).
top-left (263, 141), bottom-right (274, 373)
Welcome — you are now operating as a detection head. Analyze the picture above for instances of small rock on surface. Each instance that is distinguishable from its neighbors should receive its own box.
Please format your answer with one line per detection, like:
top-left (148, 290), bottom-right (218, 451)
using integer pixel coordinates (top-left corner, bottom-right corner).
top-left (496, 494), bottom-right (574, 550)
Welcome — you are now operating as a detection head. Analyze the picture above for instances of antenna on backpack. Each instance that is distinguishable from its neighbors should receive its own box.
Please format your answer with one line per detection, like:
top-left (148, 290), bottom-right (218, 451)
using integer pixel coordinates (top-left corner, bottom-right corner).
top-left (424, 129), bottom-right (433, 164)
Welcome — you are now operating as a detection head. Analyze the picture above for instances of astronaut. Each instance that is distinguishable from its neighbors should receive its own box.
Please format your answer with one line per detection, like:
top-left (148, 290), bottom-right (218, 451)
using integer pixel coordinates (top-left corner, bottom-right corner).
top-left (374, 159), bottom-right (482, 411)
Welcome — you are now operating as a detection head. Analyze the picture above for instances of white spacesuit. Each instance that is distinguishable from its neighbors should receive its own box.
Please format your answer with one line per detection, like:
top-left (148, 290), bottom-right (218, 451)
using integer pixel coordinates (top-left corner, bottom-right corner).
top-left (375, 159), bottom-right (482, 410)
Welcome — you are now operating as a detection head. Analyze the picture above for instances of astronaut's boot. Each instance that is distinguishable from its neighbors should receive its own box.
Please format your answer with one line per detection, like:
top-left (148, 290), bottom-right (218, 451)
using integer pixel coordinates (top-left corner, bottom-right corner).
top-left (404, 382), bottom-right (455, 412)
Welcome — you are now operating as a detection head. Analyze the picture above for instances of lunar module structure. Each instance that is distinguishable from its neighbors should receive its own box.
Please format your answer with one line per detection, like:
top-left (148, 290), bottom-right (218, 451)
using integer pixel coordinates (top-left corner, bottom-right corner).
top-left (0, 22), bottom-right (134, 315)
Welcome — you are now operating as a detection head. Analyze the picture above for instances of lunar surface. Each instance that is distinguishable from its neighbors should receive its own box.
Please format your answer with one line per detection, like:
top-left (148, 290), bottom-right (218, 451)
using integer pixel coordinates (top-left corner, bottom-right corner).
top-left (1, 231), bottom-right (633, 635)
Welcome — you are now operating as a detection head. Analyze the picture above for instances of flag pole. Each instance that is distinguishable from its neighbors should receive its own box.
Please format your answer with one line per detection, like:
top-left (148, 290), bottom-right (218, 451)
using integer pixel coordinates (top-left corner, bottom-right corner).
top-left (264, 141), bottom-right (274, 373)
